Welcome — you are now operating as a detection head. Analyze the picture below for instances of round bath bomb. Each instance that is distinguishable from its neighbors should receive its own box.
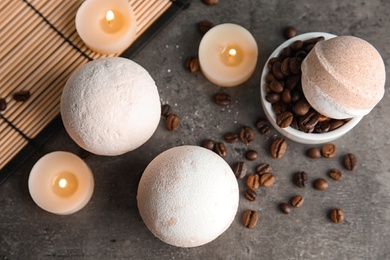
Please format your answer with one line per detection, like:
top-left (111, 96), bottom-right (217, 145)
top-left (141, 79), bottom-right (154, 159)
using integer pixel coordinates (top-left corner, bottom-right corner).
top-left (301, 36), bottom-right (385, 119)
top-left (61, 57), bottom-right (161, 156)
top-left (137, 145), bottom-right (239, 248)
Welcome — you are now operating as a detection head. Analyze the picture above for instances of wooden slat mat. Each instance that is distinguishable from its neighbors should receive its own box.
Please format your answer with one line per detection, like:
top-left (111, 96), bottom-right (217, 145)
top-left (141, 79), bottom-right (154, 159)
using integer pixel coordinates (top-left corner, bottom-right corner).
top-left (0, 0), bottom-right (190, 184)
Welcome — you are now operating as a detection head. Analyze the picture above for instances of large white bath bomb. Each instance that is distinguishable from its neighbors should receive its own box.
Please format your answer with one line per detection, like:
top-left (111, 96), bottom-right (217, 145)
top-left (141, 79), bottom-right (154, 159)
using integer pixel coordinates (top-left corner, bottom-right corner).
top-left (137, 145), bottom-right (239, 248)
top-left (61, 57), bottom-right (161, 156)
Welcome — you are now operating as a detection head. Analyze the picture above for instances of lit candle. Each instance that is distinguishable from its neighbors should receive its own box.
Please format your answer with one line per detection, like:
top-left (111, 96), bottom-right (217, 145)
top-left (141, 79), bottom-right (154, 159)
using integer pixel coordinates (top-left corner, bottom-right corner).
top-left (28, 151), bottom-right (94, 215)
top-left (75, 0), bottom-right (137, 54)
top-left (198, 23), bottom-right (258, 87)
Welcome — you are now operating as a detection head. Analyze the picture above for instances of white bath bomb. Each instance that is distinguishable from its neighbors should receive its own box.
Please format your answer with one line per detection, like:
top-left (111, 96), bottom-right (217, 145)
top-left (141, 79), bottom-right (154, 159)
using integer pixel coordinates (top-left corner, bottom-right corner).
top-left (137, 145), bottom-right (239, 248)
top-left (61, 57), bottom-right (161, 156)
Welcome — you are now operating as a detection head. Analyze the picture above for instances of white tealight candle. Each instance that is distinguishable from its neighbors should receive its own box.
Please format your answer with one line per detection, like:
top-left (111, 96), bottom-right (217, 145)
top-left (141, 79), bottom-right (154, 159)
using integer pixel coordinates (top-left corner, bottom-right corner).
top-left (75, 0), bottom-right (137, 54)
top-left (198, 23), bottom-right (258, 87)
top-left (28, 151), bottom-right (94, 215)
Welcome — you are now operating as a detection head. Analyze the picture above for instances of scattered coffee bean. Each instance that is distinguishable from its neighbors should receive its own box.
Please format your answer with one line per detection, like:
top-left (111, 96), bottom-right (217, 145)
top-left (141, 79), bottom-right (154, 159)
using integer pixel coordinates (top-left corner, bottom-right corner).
top-left (202, 139), bottom-right (214, 150)
top-left (185, 56), bottom-right (200, 73)
top-left (279, 203), bottom-right (291, 214)
top-left (293, 171), bottom-right (309, 188)
top-left (291, 195), bottom-right (304, 208)
top-left (270, 137), bottom-right (287, 159)
top-left (161, 104), bottom-right (171, 117)
top-left (247, 174), bottom-right (260, 190)
top-left (214, 142), bottom-right (227, 157)
top-left (165, 114), bottom-right (180, 131)
top-left (321, 143), bottom-right (337, 158)
top-left (224, 132), bottom-right (238, 143)
top-left (329, 169), bottom-right (343, 181)
top-left (214, 92), bottom-right (231, 106)
top-left (343, 153), bottom-right (357, 171)
top-left (314, 178), bottom-right (328, 190)
top-left (244, 188), bottom-right (256, 202)
top-left (245, 150), bottom-right (258, 161)
top-left (233, 161), bottom-right (247, 179)
top-left (260, 172), bottom-right (275, 187)
top-left (0, 98), bottom-right (7, 111)
top-left (256, 119), bottom-right (271, 135)
top-left (276, 111), bottom-right (293, 128)
top-left (240, 126), bottom-right (255, 144)
top-left (306, 147), bottom-right (321, 158)
top-left (13, 90), bottom-right (31, 102)
top-left (198, 20), bottom-right (214, 35)
top-left (330, 208), bottom-right (344, 224)
top-left (283, 26), bottom-right (297, 39)
top-left (256, 163), bottom-right (270, 175)
top-left (242, 210), bottom-right (258, 228)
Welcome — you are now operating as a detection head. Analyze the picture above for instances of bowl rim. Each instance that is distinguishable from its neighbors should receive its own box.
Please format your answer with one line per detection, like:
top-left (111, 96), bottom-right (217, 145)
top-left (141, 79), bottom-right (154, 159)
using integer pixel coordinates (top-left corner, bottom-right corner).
top-left (260, 32), bottom-right (363, 144)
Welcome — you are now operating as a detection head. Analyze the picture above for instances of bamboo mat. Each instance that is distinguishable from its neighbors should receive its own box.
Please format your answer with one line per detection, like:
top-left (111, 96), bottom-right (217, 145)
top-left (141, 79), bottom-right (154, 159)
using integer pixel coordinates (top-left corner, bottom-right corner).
top-left (0, 0), bottom-right (190, 184)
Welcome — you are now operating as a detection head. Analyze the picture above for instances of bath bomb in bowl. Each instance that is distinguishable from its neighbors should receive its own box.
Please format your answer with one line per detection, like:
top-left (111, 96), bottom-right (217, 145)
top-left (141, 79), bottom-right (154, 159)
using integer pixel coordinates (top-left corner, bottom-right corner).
top-left (61, 57), bottom-right (161, 156)
top-left (137, 145), bottom-right (239, 248)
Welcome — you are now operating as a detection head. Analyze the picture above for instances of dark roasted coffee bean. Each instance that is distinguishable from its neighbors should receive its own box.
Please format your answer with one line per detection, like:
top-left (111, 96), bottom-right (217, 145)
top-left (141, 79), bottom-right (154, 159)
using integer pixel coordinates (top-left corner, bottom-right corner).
top-left (266, 93), bottom-right (280, 104)
top-left (329, 119), bottom-right (346, 131)
top-left (283, 26), bottom-right (297, 39)
top-left (233, 161), bottom-right (247, 179)
top-left (314, 121), bottom-right (331, 133)
top-left (329, 169), bottom-right (343, 181)
top-left (269, 80), bottom-right (284, 93)
top-left (305, 43), bottom-right (315, 52)
top-left (303, 36), bottom-right (325, 46)
top-left (321, 143), bottom-right (337, 158)
top-left (214, 92), bottom-right (231, 106)
top-left (202, 0), bottom-right (218, 6)
top-left (295, 50), bottom-right (308, 59)
top-left (224, 132), bottom-right (238, 143)
top-left (314, 178), bottom-right (328, 190)
top-left (242, 210), bottom-right (258, 228)
top-left (161, 104), bottom-right (171, 117)
top-left (276, 111), bottom-right (293, 128)
top-left (272, 101), bottom-right (287, 115)
top-left (289, 57), bottom-right (301, 74)
top-left (265, 73), bottom-right (275, 83)
top-left (281, 57), bottom-right (291, 76)
top-left (79, 148), bottom-right (91, 160)
top-left (202, 139), bottom-right (215, 150)
top-left (306, 147), bottom-right (321, 158)
top-left (244, 188), bottom-right (256, 202)
top-left (272, 61), bottom-right (284, 80)
top-left (270, 137), bottom-right (287, 159)
top-left (290, 90), bottom-right (302, 103)
top-left (245, 150), bottom-right (258, 161)
top-left (256, 119), bottom-right (271, 135)
top-left (318, 114), bottom-right (329, 122)
top-left (267, 57), bottom-right (281, 70)
top-left (280, 46), bottom-right (292, 58)
top-left (198, 20), bottom-right (214, 34)
top-left (185, 56), bottom-right (200, 73)
top-left (330, 208), bottom-right (344, 224)
top-left (279, 203), bottom-right (291, 214)
top-left (0, 98), bottom-right (7, 111)
top-left (299, 110), bottom-right (319, 133)
top-left (293, 171), bottom-right (309, 188)
top-left (240, 126), bottom-right (255, 144)
top-left (281, 88), bottom-right (291, 104)
top-left (255, 119), bottom-right (268, 130)
top-left (260, 172), bottom-right (275, 187)
top-left (290, 118), bottom-right (299, 130)
top-left (165, 114), bottom-right (180, 131)
top-left (214, 142), bottom-right (227, 157)
top-left (293, 99), bottom-right (311, 116)
top-left (290, 40), bottom-right (304, 51)
top-left (247, 174), bottom-right (260, 190)
top-left (285, 74), bottom-right (300, 90)
top-left (256, 163), bottom-right (270, 175)
top-left (343, 153), bottom-right (357, 171)
top-left (13, 91), bottom-right (31, 102)
top-left (291, 195), bottom-right (304, 208)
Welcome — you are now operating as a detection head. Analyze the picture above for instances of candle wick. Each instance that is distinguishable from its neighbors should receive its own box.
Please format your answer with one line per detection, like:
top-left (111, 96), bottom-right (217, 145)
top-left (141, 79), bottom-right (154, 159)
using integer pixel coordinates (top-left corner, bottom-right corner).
top-left (229, 49), bottom-right (237, 57)
top-left (59, 178), bottom-right (67, 188)
top-left (106, 10), bottom-right (115, 24)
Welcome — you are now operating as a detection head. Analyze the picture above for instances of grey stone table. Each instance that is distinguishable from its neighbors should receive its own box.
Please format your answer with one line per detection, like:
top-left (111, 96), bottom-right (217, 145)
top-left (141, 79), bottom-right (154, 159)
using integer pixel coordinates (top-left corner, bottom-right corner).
top-left (1, 0), bottom-right (390, 259)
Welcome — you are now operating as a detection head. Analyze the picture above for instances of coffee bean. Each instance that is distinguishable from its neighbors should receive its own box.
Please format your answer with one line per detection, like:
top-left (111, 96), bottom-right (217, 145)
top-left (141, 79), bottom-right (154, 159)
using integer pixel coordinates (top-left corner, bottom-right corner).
top-left (214, 92), bottom-right (231, 106)
top-left (242, 210), bottom-right (258, 228)
top-left (279, 203), bottom-right (291, 214)
top-left (299, 110), bottom-right (319, 133)
top-left (276, 111), bottom-right (293, 128)
top-left (256, 163), bottom-right (270, 175)
top-left (198, 20), bottom-right (214, 35)
top-left (266, 93), bottom-right (281, 104)
top-left (293, 171), bottom-right (309, 188)
top-left (224, 132), bottom-right (238, 143)
top-left (265, 73), bottom-right (275, 83)
top-left (290, 40), bottom-right (303, 51)
top-left (281, 88), bottom-right (291, 103)
top-left (269, 80), bottom-right (284, 93)
top-left (291, 195), bottom-right (304, 208)
top-left (202, 0), bottom-right (218, 6)
top-left (303, 36), bottom-right (325, 46)
top-left (283, 26), bottom-right (297, 39)
top-left (343, 153), bottom-right (357, 171)
top-left (240, 126), bottom-right (255, 144)
top-left (321, 143), bottom-right (337, 158)
top-left (214, 142), bottom-right (227, 157)
top-left (267, 57), bottom-right (281, 70)
top-left (281, 57), bottom-right (291, 76)
top-left (270, 137), bottom-right (287, 159)
top-left (165, 114), bottom-right (180, 131)
top-left (260, 172), bottom-right (275, 187)
top-left (290, 90), bottom-right (302, 103)
top-left (290, 57), bottom-right (302, 75)
top-left (245, 150), bottom-right (258, 161)
top-left (293, 99), bottom-right (311, 116)
top-left (161, 104), bottom-right (171, 117)
top-left (329, 119), bottom-right (346, 131)
top-left (202, 139), bottom-right (215, 150)
top-left (185, 56), bottom-right (200, 73)
top-left (329, 169), bottom-right (343, 181)
top-left (244, 188), bottom-right (256, 202)
top-left (233, 161), bottom-right (247, 179)
top-left (0, 98), bottom-right (7, 111)
top-left (79, 148), bottom-right (91, 160)
top-left (295, 50), bottom-right (308, 59)
top-left (256, 119), bottom-right (271, 135)
top-left (272, 61), bottom-right (284, 80)
top-left (330, 208), bottom-right (344, 224)
top-left (314, 121), bottom-right (331, 133)
top-left (314, 178), bottom-right (328, 190)
top-left (306, 147), bottom-right (321, 158)
top-left (285, 74), bottom-right (300, 91)
top-left (280, 46), bottom-right (292, 58)
top-left (272, 101), bottom-right (288, 115)
top-left (13, 90), bottom-right (31, 102)
top-left (246, 174), bottom-right (260, 190)
top-left (305, 43), bottom-right (316, 52)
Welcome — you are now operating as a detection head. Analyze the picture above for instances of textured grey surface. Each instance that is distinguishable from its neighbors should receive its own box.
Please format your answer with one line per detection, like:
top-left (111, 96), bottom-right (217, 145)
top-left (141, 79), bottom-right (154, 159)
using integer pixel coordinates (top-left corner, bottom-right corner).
top-left (1, 0), bottom-right (390, 259)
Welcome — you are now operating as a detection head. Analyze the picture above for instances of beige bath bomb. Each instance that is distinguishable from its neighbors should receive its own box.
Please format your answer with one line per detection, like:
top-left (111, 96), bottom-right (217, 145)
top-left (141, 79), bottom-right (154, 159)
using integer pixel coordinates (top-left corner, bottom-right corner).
top-left (61, 57), bottom-right (161, 156)
top-left (301, 36), bottom-right (385, 119)
top-left (137, 145), bottom-right (239, 248)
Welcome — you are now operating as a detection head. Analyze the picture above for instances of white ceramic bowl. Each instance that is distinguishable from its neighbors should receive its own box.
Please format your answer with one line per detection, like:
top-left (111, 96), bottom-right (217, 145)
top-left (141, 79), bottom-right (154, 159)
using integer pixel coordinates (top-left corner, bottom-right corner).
top-left (260, 32), bottom-right (363, 144)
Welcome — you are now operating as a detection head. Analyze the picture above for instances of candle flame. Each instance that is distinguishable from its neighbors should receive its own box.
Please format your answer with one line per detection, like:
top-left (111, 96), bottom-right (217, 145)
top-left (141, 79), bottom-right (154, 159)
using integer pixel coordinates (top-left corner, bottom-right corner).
top-left (59, 178), bottom-right (67, 188)
top-left (106, 10), bottom-right (115, 22)
top-left (228, 48), bottom-right (237, 57)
